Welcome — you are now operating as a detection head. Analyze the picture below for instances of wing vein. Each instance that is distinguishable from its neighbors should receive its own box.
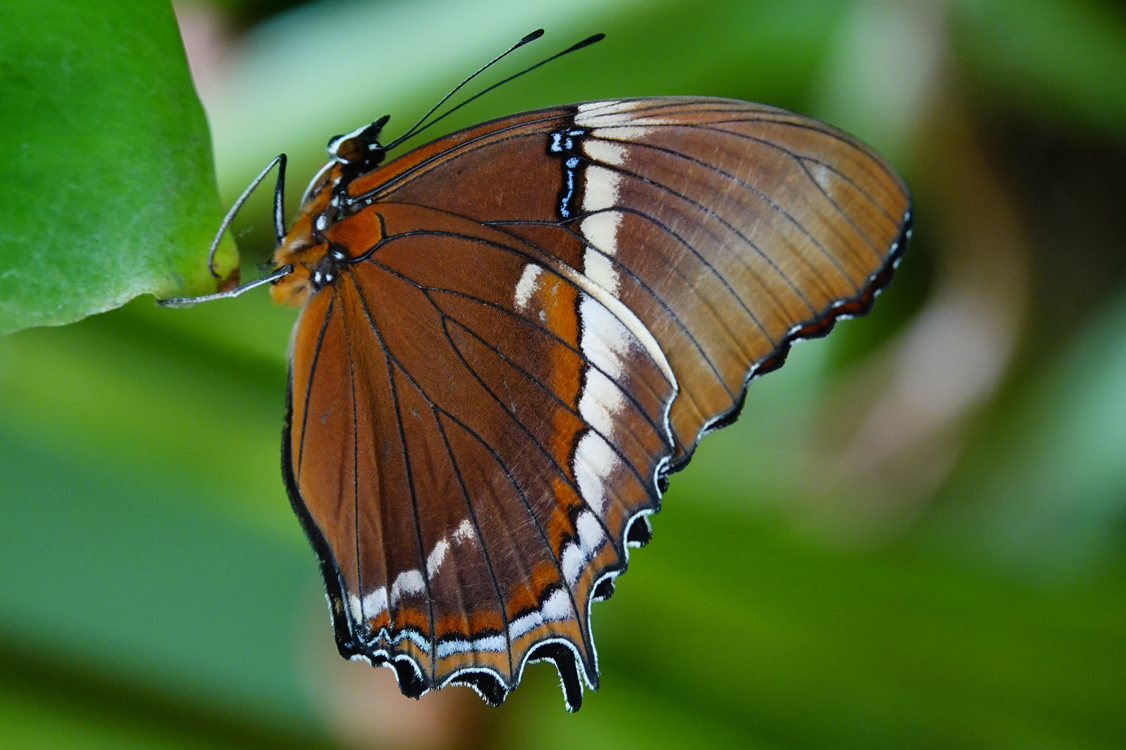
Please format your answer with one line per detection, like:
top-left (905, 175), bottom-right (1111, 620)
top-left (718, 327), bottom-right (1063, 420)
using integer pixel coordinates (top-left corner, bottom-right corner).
top-left (577, 155), bottom-right (835, 309)
top-left (444, 309), bottom-right (669, 454)
top-left (297, 293), bottom-right (335, 479)
top-left (688, 122), bottom-right (903, 227)
top-left (557, 208), bottom-right (772, 367)
top-left (434, 402), bottom-right (593, 661)
top-left (592, 132), bottom-right (883, 266)
top-left (468, 218), bottom-right (732, 409)
top-left (432, 312), bottom-right (625, 560)
top-left (345, 270), bottom-right (439, 674)
top-left (340, 294), bottom-right (364, 626)
top-left (354, 113), bottom-right (572, 202)
top-left (583, 103), bottom-right (904, 199)
top-left (361, 225), bottom-right (720, 412)
top-left (432, 406), bottom-right (515, 680)
top-left (442, 311), bottom-right (661, 505)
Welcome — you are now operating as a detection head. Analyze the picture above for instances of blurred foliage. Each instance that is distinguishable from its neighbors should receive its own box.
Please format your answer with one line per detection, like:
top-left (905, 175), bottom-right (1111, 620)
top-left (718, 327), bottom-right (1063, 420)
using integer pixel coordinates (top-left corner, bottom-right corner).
top-left (0, 0), bottom-right (237, 334)
top-left (950, 0), bottom-right (1126, 135)
top-left (2, 0), bottom-right (1125, 749)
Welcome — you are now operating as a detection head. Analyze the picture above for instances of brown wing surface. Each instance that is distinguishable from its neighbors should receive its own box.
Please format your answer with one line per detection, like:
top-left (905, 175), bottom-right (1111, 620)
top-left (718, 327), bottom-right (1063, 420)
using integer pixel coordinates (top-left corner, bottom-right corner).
top-left (283, 97), bottom-right (911, 709)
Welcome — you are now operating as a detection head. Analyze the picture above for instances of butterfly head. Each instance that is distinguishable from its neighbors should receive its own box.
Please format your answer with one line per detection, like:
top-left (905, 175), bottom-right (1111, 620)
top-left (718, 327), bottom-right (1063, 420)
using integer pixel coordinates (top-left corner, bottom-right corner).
top-left (327, 114), bottom-right (390, 174)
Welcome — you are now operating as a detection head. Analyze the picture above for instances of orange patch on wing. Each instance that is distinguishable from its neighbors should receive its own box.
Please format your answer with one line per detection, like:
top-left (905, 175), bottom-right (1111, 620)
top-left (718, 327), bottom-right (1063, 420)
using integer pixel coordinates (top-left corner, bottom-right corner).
top-left (535, 273), bottom-right (581, 351)
top-left (394, 604), bottom-right (432, 634)
top-left (326, 208), bottom-right (386, 256)
top-left (502, 578), bottom-right (541, 621)
top-left (366, 610), bottom-right (391, 633)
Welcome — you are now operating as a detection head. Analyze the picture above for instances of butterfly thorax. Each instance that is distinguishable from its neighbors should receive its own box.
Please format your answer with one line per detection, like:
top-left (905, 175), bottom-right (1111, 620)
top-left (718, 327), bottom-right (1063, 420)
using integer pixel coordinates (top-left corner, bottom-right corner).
top-left (271, 119), bottom-right (392, 307)
top-left (271, 176), bottom-right (391, 308)
top-left (270, 168), bottom-right (338, 307)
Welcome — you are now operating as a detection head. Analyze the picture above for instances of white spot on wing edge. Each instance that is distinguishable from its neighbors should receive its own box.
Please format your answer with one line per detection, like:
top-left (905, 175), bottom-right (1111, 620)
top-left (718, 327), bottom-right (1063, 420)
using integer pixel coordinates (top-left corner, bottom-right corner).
top-left (392, 628), bottom-right (431, 652)
top-left (542, 588), bottom-right (571, 620)
top-left (592, 127), bottom-right (653, 145)
top-left (362, 587), bottom-right (388, 617)
top-left (508, 610), bottom-right (542, 640)
top-left (574, 100), bottom-right (649, 127)
top-left (504, 590), bottom-right (579, 642)
top-left (390, 569), bottom-right (425, 607)
top-left (575, 511), bottom-right (606, 555)
top-left (580, 212), bottom-right (623, 256)
top-left (436, 634), bottom-right (507, 658)
top-left (560, 511), bottom-right (609, 588)
top-left (514, 263), bottom-right (543, 312)
top-left (574, 100), bottom-right (621, 120)
top-left (561, 543), bottom-right (584, 585)
top-left (582, 248), bottom-right (619, 296)
top-left (574, 98), bottom-right (671, 133)
top-left (580, 211), bottom-right (624, 296)
top-left (579, 295), bottom-right (633, 379)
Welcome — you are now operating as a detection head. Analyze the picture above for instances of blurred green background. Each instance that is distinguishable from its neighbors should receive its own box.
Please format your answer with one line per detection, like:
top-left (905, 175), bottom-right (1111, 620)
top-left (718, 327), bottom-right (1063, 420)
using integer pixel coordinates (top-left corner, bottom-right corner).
top-left (2, 0), bottom-right (1126, 747)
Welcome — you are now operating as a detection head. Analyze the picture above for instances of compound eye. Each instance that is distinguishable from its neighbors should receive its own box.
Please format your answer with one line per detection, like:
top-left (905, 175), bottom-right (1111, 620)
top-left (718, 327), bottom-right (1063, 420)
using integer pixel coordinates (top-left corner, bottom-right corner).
top-left (328, 134), bottom-right (366, 164)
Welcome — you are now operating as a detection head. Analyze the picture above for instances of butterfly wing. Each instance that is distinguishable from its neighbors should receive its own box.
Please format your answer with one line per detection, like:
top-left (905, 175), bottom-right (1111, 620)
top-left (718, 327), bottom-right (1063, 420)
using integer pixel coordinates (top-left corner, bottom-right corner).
top-left (284, 97), bottom-right (911, 709)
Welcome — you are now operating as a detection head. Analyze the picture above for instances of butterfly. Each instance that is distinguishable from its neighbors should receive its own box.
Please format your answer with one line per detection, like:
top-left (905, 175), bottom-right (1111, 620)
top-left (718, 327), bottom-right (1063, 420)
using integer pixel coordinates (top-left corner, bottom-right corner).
top-left (166, 34), bottom-right (911, 711)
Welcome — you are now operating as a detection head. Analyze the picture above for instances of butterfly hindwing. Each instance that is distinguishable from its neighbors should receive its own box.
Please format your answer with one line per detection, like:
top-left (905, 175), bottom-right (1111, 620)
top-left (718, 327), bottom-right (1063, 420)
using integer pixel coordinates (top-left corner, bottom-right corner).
top-left (287, 204), bottom-right (677, 707)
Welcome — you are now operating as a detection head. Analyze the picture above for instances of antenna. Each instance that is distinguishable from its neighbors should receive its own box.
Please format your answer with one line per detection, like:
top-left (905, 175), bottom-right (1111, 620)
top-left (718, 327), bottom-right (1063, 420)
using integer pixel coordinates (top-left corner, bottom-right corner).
top-left (385, 31), bottom-right (604, 151)
top-left (386, 29), bottom-right (544, 151)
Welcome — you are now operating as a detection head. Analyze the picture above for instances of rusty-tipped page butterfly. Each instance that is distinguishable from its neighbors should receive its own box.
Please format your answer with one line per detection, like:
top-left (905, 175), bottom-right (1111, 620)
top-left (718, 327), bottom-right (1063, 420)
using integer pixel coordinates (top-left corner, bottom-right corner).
top-left (164, 32), bottom-right (911, 711)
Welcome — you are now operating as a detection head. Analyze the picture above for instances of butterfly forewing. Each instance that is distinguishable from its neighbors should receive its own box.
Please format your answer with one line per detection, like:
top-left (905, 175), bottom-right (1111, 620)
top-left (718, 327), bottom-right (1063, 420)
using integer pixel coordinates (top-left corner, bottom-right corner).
top-left (278, 97), bottom-right (911, 709)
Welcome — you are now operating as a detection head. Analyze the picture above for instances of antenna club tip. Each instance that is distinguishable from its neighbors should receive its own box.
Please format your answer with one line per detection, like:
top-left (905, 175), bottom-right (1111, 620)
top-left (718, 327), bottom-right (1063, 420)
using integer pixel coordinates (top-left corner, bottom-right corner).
top-left (520, 29), bottom-right (545, 44)
top-left (566, 33), bottom-right (605, 53)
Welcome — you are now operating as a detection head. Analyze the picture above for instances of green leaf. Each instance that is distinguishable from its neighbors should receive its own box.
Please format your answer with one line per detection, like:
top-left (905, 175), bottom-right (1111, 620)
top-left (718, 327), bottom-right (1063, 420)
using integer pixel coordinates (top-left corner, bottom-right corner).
top-left (0, 0), bottom-right (237, 335)
top-left (951, 0), bottom-right (1126, 135)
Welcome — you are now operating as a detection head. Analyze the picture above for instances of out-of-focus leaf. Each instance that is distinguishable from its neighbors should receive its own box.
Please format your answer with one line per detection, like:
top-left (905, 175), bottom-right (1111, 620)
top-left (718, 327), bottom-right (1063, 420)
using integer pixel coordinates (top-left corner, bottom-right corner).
top-left (934, 285), bottom-right (1126, 577)
top-left (0, 300), bottom-right (294, 537)
top-left (951, 0), bottom-right (1126, 135)
top-left (0, 0), bottom-right (237, 335)
top-left (0, 385), bottom-right (325, 742)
